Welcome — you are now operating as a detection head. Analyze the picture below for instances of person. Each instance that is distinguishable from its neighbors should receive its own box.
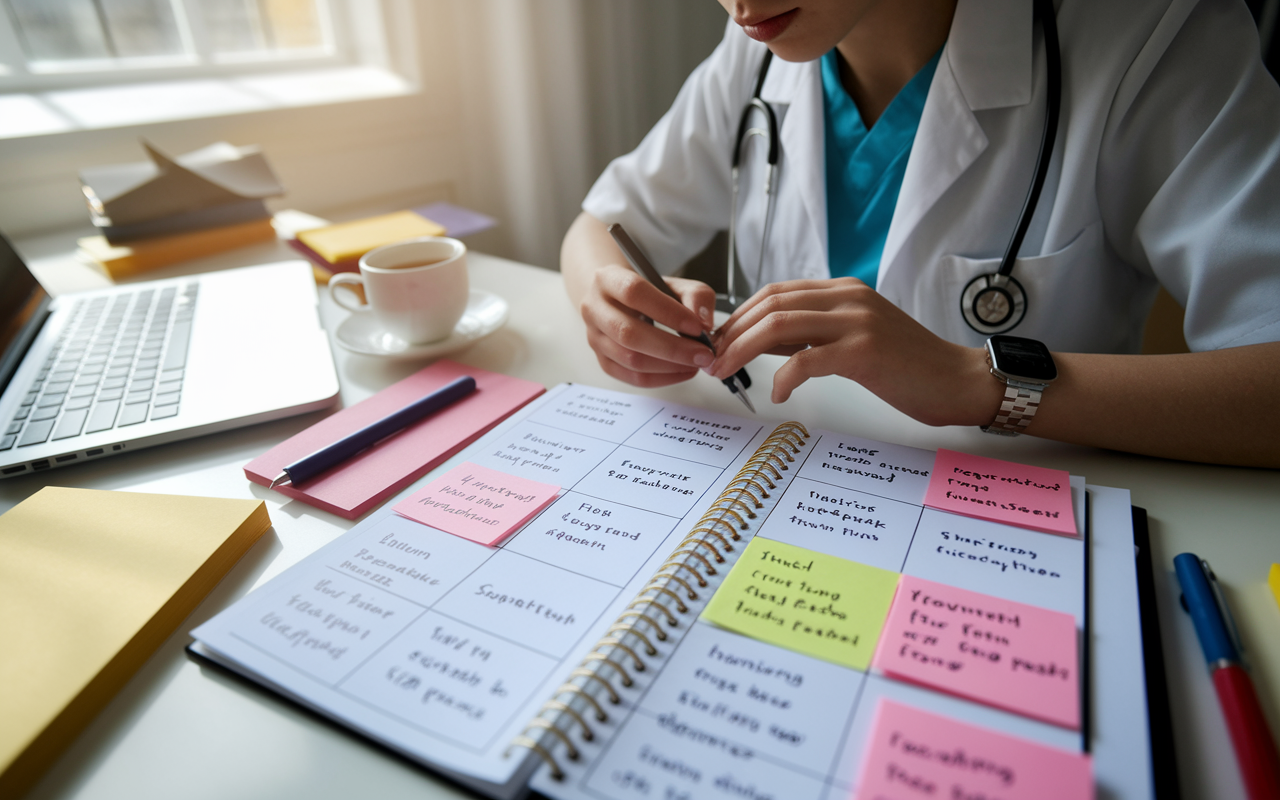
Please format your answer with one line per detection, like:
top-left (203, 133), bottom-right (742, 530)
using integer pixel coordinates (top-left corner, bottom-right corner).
top-left (561, 0), bottom-right (1280, 468)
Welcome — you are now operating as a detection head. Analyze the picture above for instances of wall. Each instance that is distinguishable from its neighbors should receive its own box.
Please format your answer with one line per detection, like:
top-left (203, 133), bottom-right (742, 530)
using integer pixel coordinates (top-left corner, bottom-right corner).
top-left (0, 0), bottom-right (727, 273)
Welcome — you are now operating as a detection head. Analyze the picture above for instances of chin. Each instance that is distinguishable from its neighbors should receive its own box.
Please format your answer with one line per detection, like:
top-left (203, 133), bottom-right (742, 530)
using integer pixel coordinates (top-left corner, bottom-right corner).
top-left (765, 41), bottom-right (828, 63)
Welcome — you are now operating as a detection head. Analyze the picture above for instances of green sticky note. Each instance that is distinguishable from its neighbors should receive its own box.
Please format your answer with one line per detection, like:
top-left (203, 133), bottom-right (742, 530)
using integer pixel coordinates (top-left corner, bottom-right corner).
top-left (701, 536), bottom-right (900, 670)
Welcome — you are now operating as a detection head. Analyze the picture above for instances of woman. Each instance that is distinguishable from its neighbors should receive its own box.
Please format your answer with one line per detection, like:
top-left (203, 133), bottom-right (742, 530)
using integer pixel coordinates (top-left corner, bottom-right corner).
top-left (562, 0), bottom-right (1280, 467)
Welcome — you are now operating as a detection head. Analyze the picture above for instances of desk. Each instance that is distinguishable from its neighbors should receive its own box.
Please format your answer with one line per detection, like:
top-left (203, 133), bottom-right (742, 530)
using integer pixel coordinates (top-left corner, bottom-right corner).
top-left (3, 233), bottom-right (1278, 800)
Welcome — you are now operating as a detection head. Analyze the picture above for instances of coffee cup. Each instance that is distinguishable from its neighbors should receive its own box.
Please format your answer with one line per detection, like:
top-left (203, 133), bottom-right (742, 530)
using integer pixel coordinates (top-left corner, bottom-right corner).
top-left (329, 237), bottom-right (469, 345)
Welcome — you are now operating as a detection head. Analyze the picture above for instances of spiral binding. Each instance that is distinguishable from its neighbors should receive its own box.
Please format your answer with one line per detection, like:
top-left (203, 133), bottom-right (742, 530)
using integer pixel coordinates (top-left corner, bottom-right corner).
top-left (506, 422), bottom-right (810, 779)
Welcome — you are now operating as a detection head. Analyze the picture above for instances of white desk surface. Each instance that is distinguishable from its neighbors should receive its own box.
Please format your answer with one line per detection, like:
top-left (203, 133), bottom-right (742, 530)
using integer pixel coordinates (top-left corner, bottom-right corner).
top-left (4, 232), bottom-right (1278, 800)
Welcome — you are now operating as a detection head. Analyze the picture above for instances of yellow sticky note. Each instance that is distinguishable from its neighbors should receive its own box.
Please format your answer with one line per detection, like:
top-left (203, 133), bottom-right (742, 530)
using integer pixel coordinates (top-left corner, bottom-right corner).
top-left (701, 536), bottom-right (899, 670)
top-left (297, 210), bottom-right (446, 264)
top-left (1269, 564), bottom-right (1280, 611)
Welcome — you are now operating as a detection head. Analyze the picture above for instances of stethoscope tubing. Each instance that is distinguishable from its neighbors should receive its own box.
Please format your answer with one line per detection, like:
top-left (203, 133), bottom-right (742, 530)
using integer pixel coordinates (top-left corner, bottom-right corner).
top-left (729, 0), bottom-right (1062, 334)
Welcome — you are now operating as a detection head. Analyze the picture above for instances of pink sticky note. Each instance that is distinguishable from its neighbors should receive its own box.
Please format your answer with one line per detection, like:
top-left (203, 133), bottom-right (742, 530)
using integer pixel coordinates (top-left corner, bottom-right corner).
top-left (872, 575), bottom-right (1080, 729)
top-left (853, 699), bottom-right (1093, 800)
top-left (924, 449), bottom-right (1077, 536)
top-left (393, 462), bottom-right (558, 546)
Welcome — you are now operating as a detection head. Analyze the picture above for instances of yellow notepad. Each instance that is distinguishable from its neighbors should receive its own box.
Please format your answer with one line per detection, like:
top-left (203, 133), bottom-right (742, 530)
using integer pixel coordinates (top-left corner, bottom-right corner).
top-left (0, 488), bottom-right (270, 798)
top-left (296, 210), bottom-right (446, 264)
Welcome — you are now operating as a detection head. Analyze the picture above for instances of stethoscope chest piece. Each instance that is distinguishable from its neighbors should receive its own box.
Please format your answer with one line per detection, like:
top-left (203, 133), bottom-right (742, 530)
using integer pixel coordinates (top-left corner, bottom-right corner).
top-left (960, 272), bottom-right (1028, 335)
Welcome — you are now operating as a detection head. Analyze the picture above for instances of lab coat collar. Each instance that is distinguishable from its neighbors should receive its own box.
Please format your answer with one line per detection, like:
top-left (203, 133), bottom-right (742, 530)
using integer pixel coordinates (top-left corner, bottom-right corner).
top-left (948, 0), bottom-right (1034, 111)
top-left (761, 55), bottom-right (828, 269)
top-left (877, 0), bottom-right (1032, 295)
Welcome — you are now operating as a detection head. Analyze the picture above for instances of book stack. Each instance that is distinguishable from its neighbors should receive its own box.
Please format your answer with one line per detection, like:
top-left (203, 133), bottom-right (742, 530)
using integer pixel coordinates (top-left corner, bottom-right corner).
top-left (77, 141), bottom-right (285, 279)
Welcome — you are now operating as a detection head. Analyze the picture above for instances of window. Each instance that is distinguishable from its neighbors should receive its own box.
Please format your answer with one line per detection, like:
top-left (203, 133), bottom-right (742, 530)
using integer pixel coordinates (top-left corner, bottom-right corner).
top-left (0, 0), bottom-right (414, 138)
top-left (0, 0), bottom-right (337, 85)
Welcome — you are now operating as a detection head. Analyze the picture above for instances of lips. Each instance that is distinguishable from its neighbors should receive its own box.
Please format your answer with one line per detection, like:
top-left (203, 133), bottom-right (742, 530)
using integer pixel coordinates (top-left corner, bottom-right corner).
top-left (739, 8), bottom-right (798, 43)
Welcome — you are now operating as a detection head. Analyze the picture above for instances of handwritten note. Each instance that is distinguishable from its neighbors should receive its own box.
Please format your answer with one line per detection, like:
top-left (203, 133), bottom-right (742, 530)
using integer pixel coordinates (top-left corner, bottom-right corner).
top-left (872, 575), bottom-right (1080, 729)
top-left (854, 699), bottom-right (1093, 800)
top-left (393, 462), bottom-right (559, 546)
top-left (701, 537), bottom-right (899, 671)
top-left (924, 449), bottom-right (1077, 536)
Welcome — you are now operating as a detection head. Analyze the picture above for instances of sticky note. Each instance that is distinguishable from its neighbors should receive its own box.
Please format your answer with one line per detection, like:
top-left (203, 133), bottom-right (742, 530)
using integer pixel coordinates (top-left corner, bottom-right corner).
top-left (701, 536), bottom-right (899, 671)
top-left (853, 699), bottom-right (1093, 800)
top-left (873, 575), bottom-right (1080, 729)
top-left (925, 449), bottom-right (1077, 537)
top-left (393, 462), bottom-right (558, 546)
top-left (1270, 564), bottom-right (1280, 610)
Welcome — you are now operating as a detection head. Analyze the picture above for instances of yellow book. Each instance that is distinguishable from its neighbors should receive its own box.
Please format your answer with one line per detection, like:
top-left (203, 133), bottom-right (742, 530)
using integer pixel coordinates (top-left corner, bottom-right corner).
top-left (296, 210), bottom-right (446, 264)
top-left (0, 488), bottom-right (270, 798)
top-left (1270, 563), bottom-right (1280, 610)
top-left (77, 216), bottom-right (278, 279)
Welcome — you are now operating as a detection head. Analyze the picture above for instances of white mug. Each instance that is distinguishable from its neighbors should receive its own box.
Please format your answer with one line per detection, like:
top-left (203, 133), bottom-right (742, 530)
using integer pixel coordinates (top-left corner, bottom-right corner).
top-left (329, 237), bottom-right (469, 345)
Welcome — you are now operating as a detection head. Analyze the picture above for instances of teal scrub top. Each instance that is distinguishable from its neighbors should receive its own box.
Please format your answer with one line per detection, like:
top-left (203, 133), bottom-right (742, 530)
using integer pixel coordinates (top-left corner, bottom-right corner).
top-left (822, 48), bottom-right (942, 288)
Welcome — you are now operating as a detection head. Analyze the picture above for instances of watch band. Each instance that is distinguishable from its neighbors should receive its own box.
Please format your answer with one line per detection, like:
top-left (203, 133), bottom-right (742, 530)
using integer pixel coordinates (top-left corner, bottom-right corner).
top-left (982, 381), bottom-right (1045, 436)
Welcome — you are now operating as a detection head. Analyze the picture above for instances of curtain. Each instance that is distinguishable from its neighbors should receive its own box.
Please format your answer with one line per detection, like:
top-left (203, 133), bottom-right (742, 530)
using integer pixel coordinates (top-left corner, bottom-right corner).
top-left (447, 0), bottom-right (727, 270)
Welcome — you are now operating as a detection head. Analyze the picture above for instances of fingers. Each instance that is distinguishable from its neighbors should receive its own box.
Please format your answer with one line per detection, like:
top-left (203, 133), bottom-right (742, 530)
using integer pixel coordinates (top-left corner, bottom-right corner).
top-left (578, 265), bottom-right (717, 389)
top-left (666, 277), bottom-right (717, 331)
top-left (596, 266), bottom-right (706, 338)
top-left (769, 343), bottom-right (844, 403)
top-left (585, 318), bottom-right (711, 373)
top-left (716, 279), bottom-right (870, 350)
top-left (593, 348), bottom-right (699, 388)
top-left (710, 308), bottom-right (843, 380)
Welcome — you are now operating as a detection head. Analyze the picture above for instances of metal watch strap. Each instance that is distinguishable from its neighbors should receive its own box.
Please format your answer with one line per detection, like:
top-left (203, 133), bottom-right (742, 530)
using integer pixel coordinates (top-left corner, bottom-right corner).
top-left (982, 380), bottom-right (1046, 436)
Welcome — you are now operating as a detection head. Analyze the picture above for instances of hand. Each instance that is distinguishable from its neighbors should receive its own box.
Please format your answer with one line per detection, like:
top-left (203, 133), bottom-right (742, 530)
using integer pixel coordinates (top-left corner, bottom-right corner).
top-left (708, 278), bottom-right (1001, 426)
top-left (578, 263), bottom-right (720, 387)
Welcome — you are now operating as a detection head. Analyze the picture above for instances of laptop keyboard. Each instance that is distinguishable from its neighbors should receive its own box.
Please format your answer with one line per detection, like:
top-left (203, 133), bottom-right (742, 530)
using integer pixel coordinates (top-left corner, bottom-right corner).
top-left (1, 283), bottom-right (198, 452)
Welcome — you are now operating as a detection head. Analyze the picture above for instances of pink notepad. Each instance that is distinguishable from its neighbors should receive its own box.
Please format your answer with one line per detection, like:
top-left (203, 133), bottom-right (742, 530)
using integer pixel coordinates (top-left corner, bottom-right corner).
top-left (244, 360), bottom-right (544, 519)
top-left (924, 448), bottom-right (1077, 536)
top-left (872, 575), bottom-right (1080, 729)
top-left (393, 462), bottom-right (559, 546)
top-left (853, 699), bottom-right (1093, 800)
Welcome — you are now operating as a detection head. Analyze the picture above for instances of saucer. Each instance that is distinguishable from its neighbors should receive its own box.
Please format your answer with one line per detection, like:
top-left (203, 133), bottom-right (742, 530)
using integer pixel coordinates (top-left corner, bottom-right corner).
top-left (334, 290), bottom-right (509, 360)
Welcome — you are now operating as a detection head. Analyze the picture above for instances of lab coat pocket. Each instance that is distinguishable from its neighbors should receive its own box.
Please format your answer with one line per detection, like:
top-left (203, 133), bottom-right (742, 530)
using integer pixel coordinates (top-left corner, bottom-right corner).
top-left (934, 222), bottom-right (1130, 352)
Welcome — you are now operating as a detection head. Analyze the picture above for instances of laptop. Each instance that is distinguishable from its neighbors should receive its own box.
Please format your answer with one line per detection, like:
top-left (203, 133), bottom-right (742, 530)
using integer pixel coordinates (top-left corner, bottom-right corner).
top-left (0, 232), bottom-right (340, 478)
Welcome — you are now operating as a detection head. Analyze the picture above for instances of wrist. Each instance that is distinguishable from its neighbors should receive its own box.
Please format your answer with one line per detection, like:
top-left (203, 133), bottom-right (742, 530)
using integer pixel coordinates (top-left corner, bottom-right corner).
top-left (957, 345), bottom-right (1007, 427)
top-left (981, 336), bottom-right (1058, 435)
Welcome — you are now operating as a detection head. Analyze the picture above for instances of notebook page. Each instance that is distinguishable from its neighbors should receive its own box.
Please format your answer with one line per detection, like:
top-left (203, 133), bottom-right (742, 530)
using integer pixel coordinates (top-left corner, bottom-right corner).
top-left (530, 428), bottom-right (1151, 800)
top-left (191, 384), bottom-right (774, 791)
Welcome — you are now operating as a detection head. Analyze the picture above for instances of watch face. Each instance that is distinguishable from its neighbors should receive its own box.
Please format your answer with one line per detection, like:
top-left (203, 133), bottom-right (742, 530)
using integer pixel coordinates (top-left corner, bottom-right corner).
top-left (988, 335), bottom-right (1057, 382)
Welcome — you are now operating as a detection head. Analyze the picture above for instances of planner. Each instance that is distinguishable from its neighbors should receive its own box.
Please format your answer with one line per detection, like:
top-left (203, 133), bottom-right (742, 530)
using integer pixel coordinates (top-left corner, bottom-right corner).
top-left (189, 384), bottom-right (1157, 800)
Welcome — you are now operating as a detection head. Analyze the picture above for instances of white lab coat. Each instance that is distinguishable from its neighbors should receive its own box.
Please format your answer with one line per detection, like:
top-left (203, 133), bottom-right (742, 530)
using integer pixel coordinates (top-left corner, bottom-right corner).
top-left (583, 0), bottom-right (1280, 354)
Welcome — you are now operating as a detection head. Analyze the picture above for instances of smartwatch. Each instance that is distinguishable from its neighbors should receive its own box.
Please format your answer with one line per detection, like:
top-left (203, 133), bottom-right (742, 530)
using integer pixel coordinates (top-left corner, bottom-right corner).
top-left (982, 335), bottom-right (1057, 436)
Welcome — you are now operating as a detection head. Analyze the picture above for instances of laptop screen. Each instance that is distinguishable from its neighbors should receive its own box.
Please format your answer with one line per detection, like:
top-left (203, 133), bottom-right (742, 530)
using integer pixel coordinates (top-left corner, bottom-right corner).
top-left (0, 233), bottom-right (51, 394)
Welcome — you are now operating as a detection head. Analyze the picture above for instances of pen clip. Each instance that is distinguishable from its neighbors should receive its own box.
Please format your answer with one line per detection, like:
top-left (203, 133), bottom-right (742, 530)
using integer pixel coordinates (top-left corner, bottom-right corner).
top-left (1202, 558), bottom-right (1248, 668)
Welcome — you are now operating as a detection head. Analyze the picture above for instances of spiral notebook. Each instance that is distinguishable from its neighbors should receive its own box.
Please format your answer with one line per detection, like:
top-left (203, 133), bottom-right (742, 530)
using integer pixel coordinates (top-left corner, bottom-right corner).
top-left (188, 383), bottom-right (1157, 800)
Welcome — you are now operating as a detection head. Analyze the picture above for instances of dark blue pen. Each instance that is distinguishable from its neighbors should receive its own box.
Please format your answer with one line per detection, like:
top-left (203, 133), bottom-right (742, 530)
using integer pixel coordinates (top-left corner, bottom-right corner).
top-left (270, 375), bottom-right (477, 488)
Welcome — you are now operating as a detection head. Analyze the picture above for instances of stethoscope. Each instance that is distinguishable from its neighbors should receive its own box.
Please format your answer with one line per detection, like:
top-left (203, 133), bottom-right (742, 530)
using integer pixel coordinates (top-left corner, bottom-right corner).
top-left (728, 0), bottom-right (1061, 335)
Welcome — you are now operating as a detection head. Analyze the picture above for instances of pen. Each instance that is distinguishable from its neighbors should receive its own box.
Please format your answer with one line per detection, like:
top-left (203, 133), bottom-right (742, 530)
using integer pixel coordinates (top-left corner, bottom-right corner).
top-left (270, 375), bottom-right (477, 488)
top-left (1174, 553), bottom-right (1280, 800)
top-left (606, 223), bottom-right (755, 413)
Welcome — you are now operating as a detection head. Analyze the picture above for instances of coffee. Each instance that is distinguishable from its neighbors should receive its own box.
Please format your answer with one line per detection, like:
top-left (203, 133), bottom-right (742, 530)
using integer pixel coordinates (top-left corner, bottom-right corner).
top-left (382, 257), bottom-right (447, 270)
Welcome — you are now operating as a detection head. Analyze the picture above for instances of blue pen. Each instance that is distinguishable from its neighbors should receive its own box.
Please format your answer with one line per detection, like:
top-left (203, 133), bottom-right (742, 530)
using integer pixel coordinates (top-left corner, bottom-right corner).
top-left (1174, 553), bottom-right (1280, 800)
top-left (270, 375), bottom-right (477, 488)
